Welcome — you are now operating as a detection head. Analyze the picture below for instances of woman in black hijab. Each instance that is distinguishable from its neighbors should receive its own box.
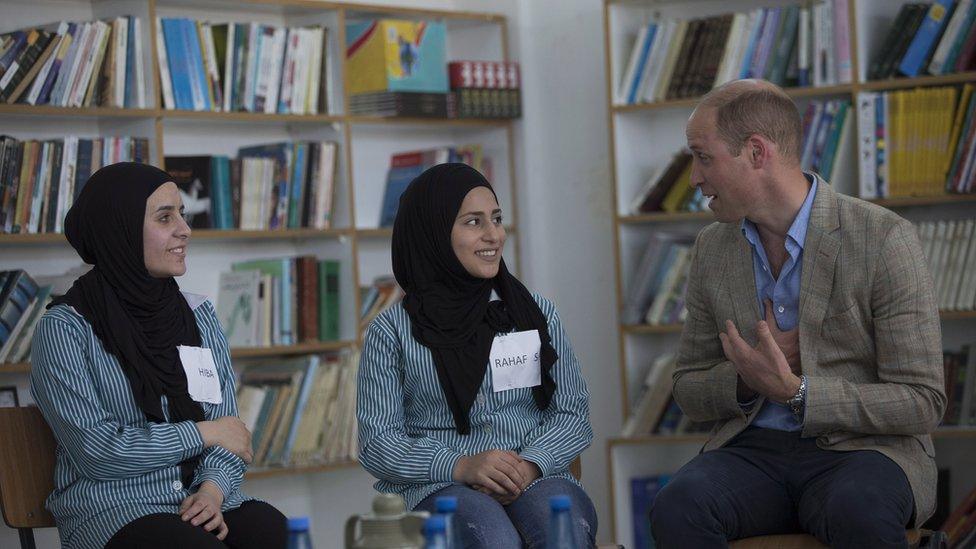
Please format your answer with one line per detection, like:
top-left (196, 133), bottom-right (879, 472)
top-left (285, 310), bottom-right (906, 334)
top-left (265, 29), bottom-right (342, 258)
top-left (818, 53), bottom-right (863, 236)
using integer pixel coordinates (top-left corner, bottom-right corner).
top-left (357, 163), bottom-right (597, 548)
top-left (29, 162), bottom-right (287, 549)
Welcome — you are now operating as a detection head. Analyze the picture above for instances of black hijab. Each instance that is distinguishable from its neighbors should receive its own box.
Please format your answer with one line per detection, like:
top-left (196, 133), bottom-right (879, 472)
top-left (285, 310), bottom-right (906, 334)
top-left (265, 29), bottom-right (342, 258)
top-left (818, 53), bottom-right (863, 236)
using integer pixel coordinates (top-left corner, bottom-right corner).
top-left (50, 162), bottom-right (204, 485)
top-left (391, 163), bottom-right (557, 434)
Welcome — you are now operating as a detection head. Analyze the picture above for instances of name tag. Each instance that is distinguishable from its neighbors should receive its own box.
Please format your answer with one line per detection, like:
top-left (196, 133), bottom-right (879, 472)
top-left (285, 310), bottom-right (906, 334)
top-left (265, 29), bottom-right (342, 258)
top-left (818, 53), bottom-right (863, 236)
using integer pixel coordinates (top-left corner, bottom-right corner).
top-left (178, 346), bottom-right (222, 404)
top-left (489, 329), bottom-right (542, 392)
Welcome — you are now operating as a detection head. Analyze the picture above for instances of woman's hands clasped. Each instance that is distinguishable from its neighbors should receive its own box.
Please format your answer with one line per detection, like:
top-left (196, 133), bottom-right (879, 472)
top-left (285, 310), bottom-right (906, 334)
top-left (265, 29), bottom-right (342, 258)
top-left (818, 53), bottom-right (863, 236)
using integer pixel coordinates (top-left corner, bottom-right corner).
top-left (453, 450), bottom-right (542, 505)
top-left (179, 480), bottom-right (228, 540)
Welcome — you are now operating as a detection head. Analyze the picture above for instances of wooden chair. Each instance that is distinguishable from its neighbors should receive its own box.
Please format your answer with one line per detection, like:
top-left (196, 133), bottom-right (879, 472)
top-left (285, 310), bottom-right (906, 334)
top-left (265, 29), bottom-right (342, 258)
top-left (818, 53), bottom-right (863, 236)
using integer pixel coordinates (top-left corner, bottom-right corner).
top-left (0, 406), bottom-right (57, 549)
top-left (570, 456), bottom-right (582, 480)
top-left (729, 529), bottom-right (947, 549)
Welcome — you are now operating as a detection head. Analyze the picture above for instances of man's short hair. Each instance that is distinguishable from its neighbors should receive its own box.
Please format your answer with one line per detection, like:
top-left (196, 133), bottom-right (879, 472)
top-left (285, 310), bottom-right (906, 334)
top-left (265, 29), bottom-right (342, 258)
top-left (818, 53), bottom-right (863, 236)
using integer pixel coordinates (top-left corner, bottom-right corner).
top-left (698, 81), bottom-right (803, 163)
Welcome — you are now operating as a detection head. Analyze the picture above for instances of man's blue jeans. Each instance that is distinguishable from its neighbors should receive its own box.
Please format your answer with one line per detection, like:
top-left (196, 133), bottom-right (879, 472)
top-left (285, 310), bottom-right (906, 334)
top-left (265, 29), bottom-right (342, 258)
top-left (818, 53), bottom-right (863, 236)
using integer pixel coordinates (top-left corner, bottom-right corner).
top-left (650, 426), bottom-right (915, 549)
top-left (415, 477), bottom-right (597, 548)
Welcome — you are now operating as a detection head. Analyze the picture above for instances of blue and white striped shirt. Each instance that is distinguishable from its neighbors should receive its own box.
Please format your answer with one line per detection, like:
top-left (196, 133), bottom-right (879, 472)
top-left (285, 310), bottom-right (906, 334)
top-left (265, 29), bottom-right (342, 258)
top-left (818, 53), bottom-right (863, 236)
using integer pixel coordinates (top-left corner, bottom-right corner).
top-left (29, 295), bottom-right (250, 549)
top-left (357, 293), bottom-right (593, 510)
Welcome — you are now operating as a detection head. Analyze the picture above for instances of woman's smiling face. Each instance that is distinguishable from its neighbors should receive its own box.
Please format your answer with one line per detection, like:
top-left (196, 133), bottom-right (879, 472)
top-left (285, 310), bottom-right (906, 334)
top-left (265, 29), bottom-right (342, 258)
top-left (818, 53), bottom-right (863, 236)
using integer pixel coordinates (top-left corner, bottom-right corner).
top-left (143, 182), bottom-right (191, 278)
top-left (451, 186), bottom-right (506, 279)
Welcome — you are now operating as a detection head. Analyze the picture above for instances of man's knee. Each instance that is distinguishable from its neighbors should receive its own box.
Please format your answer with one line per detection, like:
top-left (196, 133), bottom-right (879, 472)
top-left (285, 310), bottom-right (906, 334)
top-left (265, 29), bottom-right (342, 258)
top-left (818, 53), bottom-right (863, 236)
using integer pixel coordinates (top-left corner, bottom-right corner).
top-left (649, 471), bottom-right (715, 539)
top-left (818, 481), bottom-right (912, 547)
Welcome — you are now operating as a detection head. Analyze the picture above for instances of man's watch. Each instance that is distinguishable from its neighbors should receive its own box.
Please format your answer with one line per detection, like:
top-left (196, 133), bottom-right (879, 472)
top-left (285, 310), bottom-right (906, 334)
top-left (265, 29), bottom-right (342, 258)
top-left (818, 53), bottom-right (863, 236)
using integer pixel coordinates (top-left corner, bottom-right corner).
top-left (786, 374), bottom-right (807, 419)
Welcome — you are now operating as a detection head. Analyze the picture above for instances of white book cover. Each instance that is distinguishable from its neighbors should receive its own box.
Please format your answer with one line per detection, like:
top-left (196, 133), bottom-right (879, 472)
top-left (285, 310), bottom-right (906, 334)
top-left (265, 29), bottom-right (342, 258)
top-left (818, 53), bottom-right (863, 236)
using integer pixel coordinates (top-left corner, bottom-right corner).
top-left (59, 22), bottom-right (94, 107)
top-left (114, 18), bottom-right (127, 107)
top-left (252, 26), bottom-right (275, 113)
top-left (715, 13), bottom-right (747, 87)
top-left (940, 221), bottom-right (966, 309)
top-left (201, 22), bottom-right (221, 111)
top-left (237, 385), bottom-right (268, 432)
top-left (798, 7), bottom-right (810, 82)
top-left (264, 26), bottom-right (286, 114)
top-left (55, 136), bottom-right (77, 234)
top-left (222, 23), bottom-right (235, 112)
top-left (856, 92), bottom-right (878, 199)
top-left (306, 28), bottom-right (325, 115)
top-left (646, 245), bottom-right (690, 325)
top-left (277, 28), bottom-right (298, 114)
top-left (133, 17), bottom-right (145, 108)
top-left (653, 20), bottom-right (688, 102)
top-left (155, 17), bottom-right (174, 110)
top-left (931, 220), bottom-right (952, 301)
top-left (832, 0), bottom-right (851, 83)
top-left (314, 141), bottom-right (337, 229)
top-left (918, 221), bottom-right (936, 270)
top-left (615, 25), bottom-right (648, 105)
top-left (76, 22), bottom-right (110, 108)
top-left (217, 269), bottom-right (262, 348)
top-left (294, 28), bottom-right (313, 116)
top-left (929, 0), bottom-right (973, 75)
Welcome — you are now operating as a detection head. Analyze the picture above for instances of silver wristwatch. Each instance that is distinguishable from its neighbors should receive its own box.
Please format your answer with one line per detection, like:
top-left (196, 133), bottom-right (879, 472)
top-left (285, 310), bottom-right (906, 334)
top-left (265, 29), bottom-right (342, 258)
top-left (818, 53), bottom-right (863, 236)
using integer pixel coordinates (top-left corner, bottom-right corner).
top-left (787, 374), bottom-right (807, 419)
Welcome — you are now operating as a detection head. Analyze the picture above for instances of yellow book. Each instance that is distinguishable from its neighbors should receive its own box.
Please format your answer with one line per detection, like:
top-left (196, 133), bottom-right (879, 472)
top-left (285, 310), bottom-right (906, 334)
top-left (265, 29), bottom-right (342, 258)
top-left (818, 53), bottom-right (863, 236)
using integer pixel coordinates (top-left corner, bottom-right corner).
top-left (946, 84), bottom-right (974, 176)
top-left (660, 163), bottom-right (693, 212)
top-left (937, 87), bottom-right (957, 192)
top-left (345, 19), bottom-right (448, 95)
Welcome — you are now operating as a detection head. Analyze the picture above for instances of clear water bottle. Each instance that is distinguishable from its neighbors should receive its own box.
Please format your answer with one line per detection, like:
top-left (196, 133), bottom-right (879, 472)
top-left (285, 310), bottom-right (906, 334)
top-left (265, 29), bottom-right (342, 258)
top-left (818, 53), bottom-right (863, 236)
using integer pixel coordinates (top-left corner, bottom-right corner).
top-left (434, 496), bottom-right (463, 549)
top-left (424, 515), bottom-right (449, 549)
top-left (545, 495), bottom-right (578, 549)
top-left (286, 516), bottom-right (313, 549)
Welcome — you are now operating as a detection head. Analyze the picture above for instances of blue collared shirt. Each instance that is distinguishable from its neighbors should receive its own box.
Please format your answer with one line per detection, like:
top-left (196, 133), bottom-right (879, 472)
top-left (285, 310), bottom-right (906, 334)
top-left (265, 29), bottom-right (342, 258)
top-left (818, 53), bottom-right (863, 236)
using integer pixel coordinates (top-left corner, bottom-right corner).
top-left (740, 174), bottom-right (818, 431)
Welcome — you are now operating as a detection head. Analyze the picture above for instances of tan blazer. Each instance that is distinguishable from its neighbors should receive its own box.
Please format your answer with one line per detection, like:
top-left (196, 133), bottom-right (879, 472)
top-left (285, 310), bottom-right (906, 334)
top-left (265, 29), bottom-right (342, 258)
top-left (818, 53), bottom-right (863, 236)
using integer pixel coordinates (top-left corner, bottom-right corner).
top-left (673, 181), bottom-right (947, 526)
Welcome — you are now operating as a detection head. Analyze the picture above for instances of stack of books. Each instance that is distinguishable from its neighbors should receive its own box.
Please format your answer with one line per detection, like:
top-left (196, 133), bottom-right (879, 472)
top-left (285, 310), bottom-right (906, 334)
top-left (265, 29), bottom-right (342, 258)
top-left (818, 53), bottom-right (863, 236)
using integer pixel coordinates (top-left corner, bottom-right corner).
top-left (378, 145), bottom-right (489, 227)
top-left (216, 256), bottom-right (341, 349)
top-left (857, 84), bottom-right (976, 199)
top-left (345, 19), bottom-right (449, 117)
top-left (165, 141), bottom-right (338, 232)
top-left (0, 18), bottom-right (147, 108)
top-left (1, 135), bottom-right (151, 234)
top-left (800, 99), bottom-right (851, 183)
top-left (235, 350), bottom-right (359, 469)
top-left (615, 0), bottom-right (852, 105)
top-left (447, 61), bottom-right (521, 119)
top-left (621, 352), bottom-right (713, 438)
top-left (156, 18), bottom-right (328, 114)
top-left (869, 0), bottom-right (976, 80)
top-left (627, 152), bottom-right (704, 216)
top-left (0, 270), bottom-right (52, 365)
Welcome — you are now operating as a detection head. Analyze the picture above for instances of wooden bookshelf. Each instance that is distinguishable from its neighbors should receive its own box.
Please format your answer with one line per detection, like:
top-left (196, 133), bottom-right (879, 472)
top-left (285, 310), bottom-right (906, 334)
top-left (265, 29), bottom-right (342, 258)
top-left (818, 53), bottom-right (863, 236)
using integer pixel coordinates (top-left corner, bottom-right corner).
top-left (160, 110), bottom-right (344, 124)
top-left (612, 83), bottom-right (856, 113)
top-left (0, 362), bottom-right (30, 374)
top-left (859, 71), bottom-right (976, 92)
top-left (0, 228), bottom-right (351, 244)
top-left (621, 323), bottom-right (684, 334)
top-left (229, 341), bottom-right (356, 359)
top-left (0, 104), bottom-right (158, 118)
top-left (346, 115), bottom-right (512, 127)
top-left (618, 211), bottom-right (711, 224)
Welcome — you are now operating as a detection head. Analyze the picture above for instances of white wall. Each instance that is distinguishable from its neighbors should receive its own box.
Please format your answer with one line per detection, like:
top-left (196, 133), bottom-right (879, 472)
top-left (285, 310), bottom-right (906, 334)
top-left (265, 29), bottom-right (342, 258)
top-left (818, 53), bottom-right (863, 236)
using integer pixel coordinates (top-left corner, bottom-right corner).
top-left (1, 0), bottom-right (621, 547)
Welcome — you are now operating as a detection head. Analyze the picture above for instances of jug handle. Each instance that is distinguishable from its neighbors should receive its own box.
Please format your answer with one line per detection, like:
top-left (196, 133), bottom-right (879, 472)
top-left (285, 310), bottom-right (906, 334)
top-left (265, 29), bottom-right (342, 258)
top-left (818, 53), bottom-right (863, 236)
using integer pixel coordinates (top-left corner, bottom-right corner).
top-left (344, 515), bottom-right (360, 549)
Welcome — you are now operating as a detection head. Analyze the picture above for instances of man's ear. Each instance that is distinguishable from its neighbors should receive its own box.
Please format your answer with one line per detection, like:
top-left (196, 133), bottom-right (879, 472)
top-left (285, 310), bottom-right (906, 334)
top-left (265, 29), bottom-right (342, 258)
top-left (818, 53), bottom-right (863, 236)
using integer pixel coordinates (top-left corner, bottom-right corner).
top-left (746, 135), bottom-right (771, 168)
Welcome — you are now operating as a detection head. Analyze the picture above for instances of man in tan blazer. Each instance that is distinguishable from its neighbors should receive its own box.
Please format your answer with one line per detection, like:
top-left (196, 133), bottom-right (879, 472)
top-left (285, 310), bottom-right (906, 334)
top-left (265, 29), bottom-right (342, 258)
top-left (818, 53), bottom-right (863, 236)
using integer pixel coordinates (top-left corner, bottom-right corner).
top-left (649, 80), bottom-right (946, 549)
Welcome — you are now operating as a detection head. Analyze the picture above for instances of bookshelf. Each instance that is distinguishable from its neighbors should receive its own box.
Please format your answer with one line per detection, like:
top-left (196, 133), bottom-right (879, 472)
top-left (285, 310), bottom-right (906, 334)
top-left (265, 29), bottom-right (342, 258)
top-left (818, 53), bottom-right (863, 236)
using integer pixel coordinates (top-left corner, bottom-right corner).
top-left (0, 0), bottom-right (519, 500)
top-left (603, 0), bottom-right (976, 546)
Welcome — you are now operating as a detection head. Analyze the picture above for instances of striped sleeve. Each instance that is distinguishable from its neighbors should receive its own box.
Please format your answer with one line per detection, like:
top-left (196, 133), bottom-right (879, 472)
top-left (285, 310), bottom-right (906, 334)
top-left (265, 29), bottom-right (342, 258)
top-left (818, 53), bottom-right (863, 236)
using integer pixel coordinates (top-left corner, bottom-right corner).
top-left (357, 315), bottom-right (462, 484)
top-left (29, 314), bottom-right (204, 481)
top-left (190, 302), bottom-right (246, 500)
top-left (518, 299), bottom-right (593, 476)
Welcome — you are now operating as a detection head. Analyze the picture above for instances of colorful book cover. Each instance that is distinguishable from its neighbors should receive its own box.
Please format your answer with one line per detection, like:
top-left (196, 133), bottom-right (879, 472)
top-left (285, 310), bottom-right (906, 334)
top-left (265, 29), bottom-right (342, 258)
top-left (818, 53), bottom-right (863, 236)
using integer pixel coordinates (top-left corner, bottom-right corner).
top-left (346, 19), bottom-right (448, 94)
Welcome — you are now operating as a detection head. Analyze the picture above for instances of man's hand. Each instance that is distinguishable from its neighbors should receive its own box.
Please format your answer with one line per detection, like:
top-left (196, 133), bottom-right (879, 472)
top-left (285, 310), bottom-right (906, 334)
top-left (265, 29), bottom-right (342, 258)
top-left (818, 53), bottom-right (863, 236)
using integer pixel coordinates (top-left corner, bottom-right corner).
top-left (453, 450), bottom-right (524, 497)
top-left (763, 299), bottom-right (801, 375)
top-left (473, 457), bottom-right (541, 506)
top-left (720, 318), bottom-right (800, 403)
top-left (179, 481), bottom-right (228, 540)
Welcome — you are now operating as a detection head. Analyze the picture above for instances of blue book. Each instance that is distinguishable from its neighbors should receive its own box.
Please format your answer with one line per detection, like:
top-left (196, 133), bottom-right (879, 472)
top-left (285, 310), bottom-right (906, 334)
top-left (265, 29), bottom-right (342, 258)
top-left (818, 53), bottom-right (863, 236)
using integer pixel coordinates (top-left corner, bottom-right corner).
top-left (627, 24), bottom-right (656, 105)
top-left (239, 143), bottom-right (291, 230)
top-left (37, 23), bottom-right (77, 105)
top-left (899, 0), bottom-right (956, 77)
top-left (0, 270), bottom-right (39, 345)
top-left (0, 31), bottom-right (27, 74)
top-left (124, 16), bottom-right (136, 108)
top-left (379, 164), bottom-right (426, 227)
top-left (281, 355), bottom-right (318, 463)
top-left (288, 142), bottom-right (307, 229)
top-left (752, 8), bottom-right (781, 78)
top-left (210, 155), bottom-right (232, 229)
top-left (49, 22), bottom-right (86, 106)
top-left (181, 18), bottom-right (210, 111)
top-left (245, 24), bottom-right (263, 111)
top-left (631, 475), bottom-right (671, 549)
top-left (161, 19), bottom-right (192, 110)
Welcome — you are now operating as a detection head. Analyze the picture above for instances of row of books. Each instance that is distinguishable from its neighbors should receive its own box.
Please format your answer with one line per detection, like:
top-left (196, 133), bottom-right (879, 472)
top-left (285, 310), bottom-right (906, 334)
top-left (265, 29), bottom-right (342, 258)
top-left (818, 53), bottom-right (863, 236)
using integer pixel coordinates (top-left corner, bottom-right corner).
top-left (628, 98), bottom-right (849, 217)
top-left (919, 219), bottom-right (976, 312)
top-left (359, 275), bottom-right (403, 332)
top-left (379, 145), bottom-right (490, 227)
top-left (0, 135), bottom-right (150, 235)
top-left (0, 271), bottom-right (51, 365)
top-left (157, 18), bottom-right (328, 114)
top-left (869, 0), bottom-right (976, 80)
top-left (0, 18), bottom-right (146, 108)
top-left (615, 1), bottom-right (852, 106)
top-left (858, 85), bottom-right (976, 200)
top-left (235, 351), bottom-right (358, 469)
top-left (943, 343), bottom-right (976, 426)
top-left (216, 256), bottom-right (341, 349)
top-left (622, 352), bottom-right (712, 438)
top-left (164, 141), bottom-right (338, 232)
top-left (348, 88), bottom-right (521, 119)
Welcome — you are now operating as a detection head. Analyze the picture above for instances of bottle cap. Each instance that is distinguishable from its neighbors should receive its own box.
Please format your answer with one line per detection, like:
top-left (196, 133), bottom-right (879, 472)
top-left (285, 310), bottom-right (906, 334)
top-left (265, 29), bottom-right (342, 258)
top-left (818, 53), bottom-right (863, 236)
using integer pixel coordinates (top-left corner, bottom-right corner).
top-left (287, 516), bottom-right (310, 531)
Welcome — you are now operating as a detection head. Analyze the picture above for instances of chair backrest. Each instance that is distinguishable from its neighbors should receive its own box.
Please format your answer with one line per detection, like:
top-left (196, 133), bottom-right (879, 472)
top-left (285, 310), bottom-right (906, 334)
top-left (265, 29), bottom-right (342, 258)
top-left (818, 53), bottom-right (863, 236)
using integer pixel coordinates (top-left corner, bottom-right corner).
top-left (0, 406), bottom-right (57, 529)
top-left (570, 456), bottom-right (582, 481)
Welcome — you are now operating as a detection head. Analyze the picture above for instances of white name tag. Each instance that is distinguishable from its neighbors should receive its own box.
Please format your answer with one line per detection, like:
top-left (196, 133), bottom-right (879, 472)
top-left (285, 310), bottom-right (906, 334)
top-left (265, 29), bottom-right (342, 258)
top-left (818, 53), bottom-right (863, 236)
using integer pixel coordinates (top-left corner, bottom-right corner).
top-left (178, 345), bottom-right (223, 405)
top-left (489, 329), bottom-right (542, 392)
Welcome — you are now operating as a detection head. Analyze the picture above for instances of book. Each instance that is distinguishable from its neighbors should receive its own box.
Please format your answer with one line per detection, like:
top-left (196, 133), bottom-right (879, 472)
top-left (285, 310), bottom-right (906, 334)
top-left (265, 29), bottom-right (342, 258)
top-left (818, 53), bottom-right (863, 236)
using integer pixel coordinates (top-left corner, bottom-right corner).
top-left (164, 155), bottom-right (214, 229)
top-left (216, 270), bottom-right (261, 348)
top-left (899, 0), bottom-right (957, 77)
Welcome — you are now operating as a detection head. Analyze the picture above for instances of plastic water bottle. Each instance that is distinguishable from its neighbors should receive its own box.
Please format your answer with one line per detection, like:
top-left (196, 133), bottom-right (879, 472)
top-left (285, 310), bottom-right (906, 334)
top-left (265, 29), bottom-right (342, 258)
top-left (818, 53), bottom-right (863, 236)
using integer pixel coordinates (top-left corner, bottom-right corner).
top-left (424, 515), bottom-right (449, 549)
top-left (434, 496), bottom-right (463, 549)
top-left (545, 495), bottom-right (578, 549)
top-left (286, 516), bottom-right (314, 549)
